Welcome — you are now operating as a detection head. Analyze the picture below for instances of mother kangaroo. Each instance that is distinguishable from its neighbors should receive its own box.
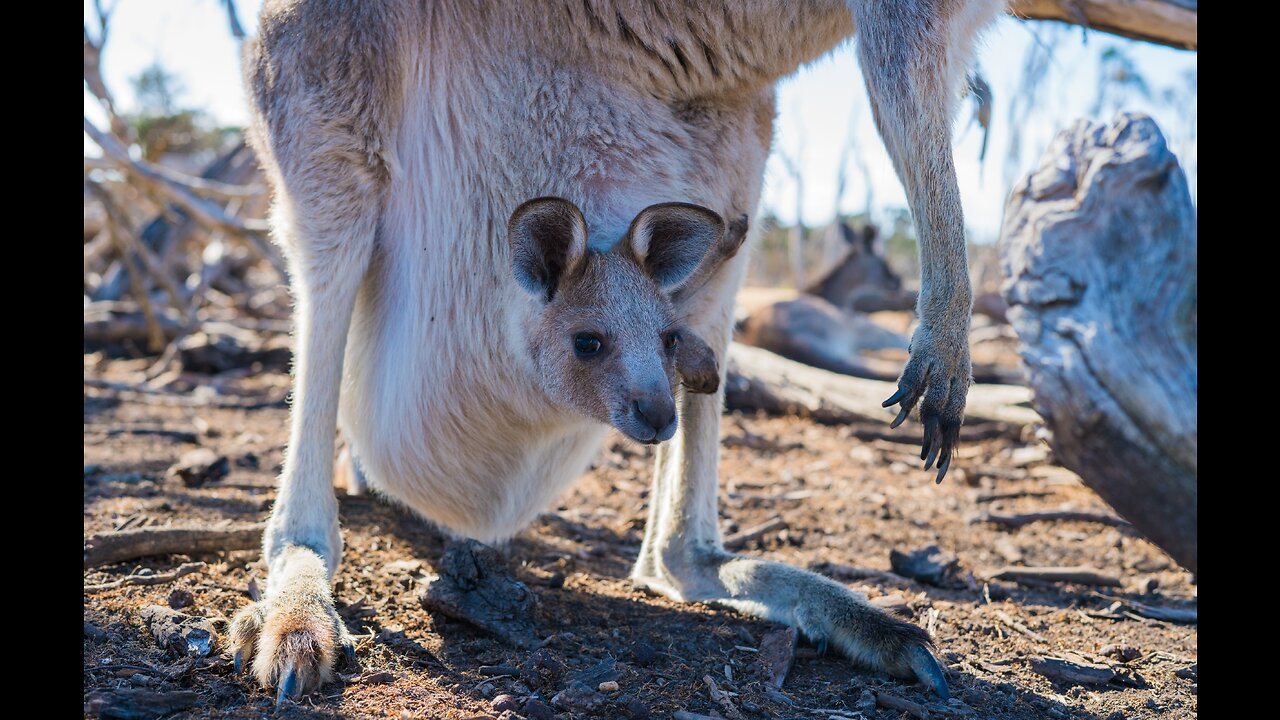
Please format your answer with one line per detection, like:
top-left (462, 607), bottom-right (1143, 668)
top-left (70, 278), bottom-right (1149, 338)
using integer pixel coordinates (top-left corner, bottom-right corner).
top-left (232, 0), bottom-right (1002, 703)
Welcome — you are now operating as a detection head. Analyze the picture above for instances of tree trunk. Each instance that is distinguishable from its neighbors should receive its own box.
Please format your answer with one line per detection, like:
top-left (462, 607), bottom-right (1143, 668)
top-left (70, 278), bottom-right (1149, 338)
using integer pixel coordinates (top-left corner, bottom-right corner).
top-left (1010, 0), bottom-right (1197, 50)
top-left (999, 113), bottom-right (1196, 573)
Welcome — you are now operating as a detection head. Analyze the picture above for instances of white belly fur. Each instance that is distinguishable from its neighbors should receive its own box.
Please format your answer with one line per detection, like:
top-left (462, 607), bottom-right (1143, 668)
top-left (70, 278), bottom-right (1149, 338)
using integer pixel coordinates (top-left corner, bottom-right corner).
top-left (336, 49), bottom-right (768, 543)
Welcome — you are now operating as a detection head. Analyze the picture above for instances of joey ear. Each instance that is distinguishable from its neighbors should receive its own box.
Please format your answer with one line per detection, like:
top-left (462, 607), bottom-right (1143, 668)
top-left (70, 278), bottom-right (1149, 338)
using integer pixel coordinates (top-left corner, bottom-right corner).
top-left (508, 197), bottom-right (588, 300)
top-left (625, 202), bottom-right (724, 290)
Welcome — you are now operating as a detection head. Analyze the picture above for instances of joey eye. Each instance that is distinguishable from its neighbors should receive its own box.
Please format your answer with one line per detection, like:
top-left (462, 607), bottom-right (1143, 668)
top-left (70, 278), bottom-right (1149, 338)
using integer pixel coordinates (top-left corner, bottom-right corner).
top-left (573, 333), bottom-right (603, 358)
top-left (664, 332), bottom-right (681, 351)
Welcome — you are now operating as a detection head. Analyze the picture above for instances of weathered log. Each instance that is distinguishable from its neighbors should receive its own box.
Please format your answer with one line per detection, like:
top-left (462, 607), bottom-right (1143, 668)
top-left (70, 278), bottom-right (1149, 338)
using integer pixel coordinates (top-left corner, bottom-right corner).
top-left (999, 113), bottom-right (1196, 572)
top-left (1010, 0), bottom-right (1197, 50)
top-left (724, 343), bottom-right (1040, 428)
top-left (84, 523), bottom-right (265, 568)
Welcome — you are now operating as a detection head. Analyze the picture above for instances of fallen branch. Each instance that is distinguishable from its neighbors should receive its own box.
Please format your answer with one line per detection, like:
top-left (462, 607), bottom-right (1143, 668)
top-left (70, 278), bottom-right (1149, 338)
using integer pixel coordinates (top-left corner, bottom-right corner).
top-left (83, 117), bottom-right (284, 275)
top-left (723, 517), bottom-right (787, 550)
top-left (1092, 593), bottom-right (1197, 624)
top-left (1009, 0), bottom-right (1196, 50)
top-left (725, 343), bottom-right (1041, 428)
top-left (84, 562), bottom-right (205, 594)
top-left (84, 523), bottom-right (265, 568)
top-left (1030, 656), bottom-right (1116, 685)
top-left (973, 510), bottom-right (1134, 530)
top-left (84, 689), bottom-right (199, 719)
top-left (990, 566), bottom-right (1121, 587)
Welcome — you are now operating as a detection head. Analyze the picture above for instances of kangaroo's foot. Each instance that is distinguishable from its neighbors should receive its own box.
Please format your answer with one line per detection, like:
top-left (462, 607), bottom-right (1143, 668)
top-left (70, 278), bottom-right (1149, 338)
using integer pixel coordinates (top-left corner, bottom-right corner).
top-left (419, 540), bottom-right (539, 649)
top-left (632, 551), bottom-right (949, 698)
top-left (228, 546), bottom-right (356, 704)
top-left (882, 322), bottom-right (972, 484)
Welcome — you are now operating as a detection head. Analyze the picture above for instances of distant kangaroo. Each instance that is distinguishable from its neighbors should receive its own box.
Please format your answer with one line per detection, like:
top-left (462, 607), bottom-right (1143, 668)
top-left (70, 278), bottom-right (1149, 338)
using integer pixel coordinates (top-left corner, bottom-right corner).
top-left (232, 0), bottom-right (1002, 703)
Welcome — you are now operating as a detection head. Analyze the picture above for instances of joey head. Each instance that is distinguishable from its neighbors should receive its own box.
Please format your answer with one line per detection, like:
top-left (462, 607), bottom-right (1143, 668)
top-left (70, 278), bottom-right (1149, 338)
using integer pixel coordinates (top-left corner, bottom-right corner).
top-left (508, 197), bottom-right (726, 443)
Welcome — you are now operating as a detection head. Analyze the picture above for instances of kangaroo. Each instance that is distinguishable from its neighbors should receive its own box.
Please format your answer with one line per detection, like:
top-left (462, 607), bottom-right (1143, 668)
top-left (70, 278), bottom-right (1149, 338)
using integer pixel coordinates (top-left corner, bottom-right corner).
top-left (231, 0), bottom-right (1003, 704)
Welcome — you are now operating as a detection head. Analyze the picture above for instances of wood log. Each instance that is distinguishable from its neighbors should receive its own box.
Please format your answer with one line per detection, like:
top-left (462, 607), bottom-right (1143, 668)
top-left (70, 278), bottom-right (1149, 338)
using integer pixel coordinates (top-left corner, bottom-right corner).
top-left (999, 113), bottom-right (1196, 572)
top-left (84, 523), bottom-right (265, 568)
top-left (1010, 0), bottom-right (1197, 50)
top-left (724, 342), bottom-right (1040, 428)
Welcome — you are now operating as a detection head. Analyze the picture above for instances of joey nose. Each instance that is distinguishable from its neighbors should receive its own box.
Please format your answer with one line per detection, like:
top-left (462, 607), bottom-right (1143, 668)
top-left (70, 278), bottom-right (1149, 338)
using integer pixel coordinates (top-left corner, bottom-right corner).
top-left (633, 396), bottom-right (675, 437)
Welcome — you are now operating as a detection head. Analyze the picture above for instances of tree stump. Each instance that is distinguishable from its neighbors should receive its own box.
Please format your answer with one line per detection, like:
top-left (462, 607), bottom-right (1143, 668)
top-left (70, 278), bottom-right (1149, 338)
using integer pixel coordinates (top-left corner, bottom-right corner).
top-left (1000, 113), bottom-right (1196, 572)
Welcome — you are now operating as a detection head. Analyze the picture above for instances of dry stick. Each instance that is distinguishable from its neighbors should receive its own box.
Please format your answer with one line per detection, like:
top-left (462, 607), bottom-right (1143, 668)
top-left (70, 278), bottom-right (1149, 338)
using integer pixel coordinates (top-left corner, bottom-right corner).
top-left (990, 566), bottom-right (1122, 587)
top-left (84, 562), bottom-right (205, 594)
top-left (86, 183), bottom-right (164, 351)
top-left (973, 490), bottom-right (1055, 504)
top-left (92, 182), bottom-right (191, 325)
top-left (84, 523), bottom-right (265, 568)
top-left (723, 517), bottom-right (787, 551)
top-left (83, 377), bottom-right (289, 409)
top-left (874, 691), bottom-right (932, 719)
top-left (83, 117), bottom-right (284, 275)
top-left (704, 675), bottom-right (744, 720)
top-left (84, 156), bottom-right (262, 202)
top-left (974, 510), bottom-right (1134, 530)
top-left (1090, 592), bottom-right (1197, 624)
top-left (992, 609), bottom-right (1046, 642)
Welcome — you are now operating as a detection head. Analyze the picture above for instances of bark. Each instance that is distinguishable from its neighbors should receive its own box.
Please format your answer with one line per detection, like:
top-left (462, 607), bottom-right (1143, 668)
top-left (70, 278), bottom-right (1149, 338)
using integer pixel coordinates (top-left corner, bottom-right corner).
top-left (999, 112), bottom-right (1196, 572)
top-left (1010, 0), bottom-right (1197, 50)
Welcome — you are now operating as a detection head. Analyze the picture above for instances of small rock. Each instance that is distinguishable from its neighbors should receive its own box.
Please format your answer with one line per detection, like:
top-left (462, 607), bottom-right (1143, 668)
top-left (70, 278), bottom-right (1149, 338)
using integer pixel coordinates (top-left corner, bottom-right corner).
top-left (598, 680), bottom-right (619, 693)
top-left (84, 621), bottom-right (108, 643)
top-left (1100, 644), bottom-right (1141, 662)
top-left (167, 449), bottom-right (230, 488)
top-left (167, 588), bottom-right (194, 610)
top-left (620, 697), bottom-right (650, 720)
top-left (520, 648), bottom-right (566, 688)
top-left (551, 681), bottom-right (606, 712)
top-left (128, 673), bottom-right (153, 686)
top-left (490, 695), bottom-right (519, 713)
top-left (1175, 663), bottom-right (1197, 680)
top-left (477, 682), bottom-right (496, 698)
top-left (546, 571), bottom-right (565, 589)
top-left (856, 688), bottom-right (877, 717)
top-left (889, 545), bottom-right (963, 588)
top-left (629, 641), bottom-right (657, 666)
top-left (567, 656), bottom-right (619, 687)
top-left (522, 698), bottom-right (554, 720)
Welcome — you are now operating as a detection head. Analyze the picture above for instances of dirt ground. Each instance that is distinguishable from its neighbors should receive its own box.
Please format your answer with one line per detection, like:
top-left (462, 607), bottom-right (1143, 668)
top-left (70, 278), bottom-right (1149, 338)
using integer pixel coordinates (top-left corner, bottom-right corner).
top-left (84, 351), bottom-right (1197, 720)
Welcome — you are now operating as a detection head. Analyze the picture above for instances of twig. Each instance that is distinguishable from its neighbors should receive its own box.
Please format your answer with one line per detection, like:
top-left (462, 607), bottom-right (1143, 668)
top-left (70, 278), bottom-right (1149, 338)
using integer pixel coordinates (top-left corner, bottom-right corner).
top-left (875, 690), bottom-right (932, 719)
top-left (1090, 592), bottom-right (1197, 624)
top-left (990, 566), bottom-right (1122, 587)
top-left (723, 517), bottom-right (787, 550)
top-left (992, 609), bottom-right (1046, 642)
top-left (973, 510), bottom-right (1134, 530)
top-left (84, 562), bottom-right (205, 593)
top-left (704, 675), bottom-right (744, 720)
top-left (84, 523), bottom-right (265, 568)
top-left (973, 490), bottom-right (1055, 504)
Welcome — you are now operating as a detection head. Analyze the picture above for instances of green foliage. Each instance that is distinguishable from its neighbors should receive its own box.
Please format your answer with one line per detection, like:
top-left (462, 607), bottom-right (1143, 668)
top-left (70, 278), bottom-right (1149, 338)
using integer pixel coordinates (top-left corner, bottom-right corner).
top-left (126, 62), bottom-right (228, 162)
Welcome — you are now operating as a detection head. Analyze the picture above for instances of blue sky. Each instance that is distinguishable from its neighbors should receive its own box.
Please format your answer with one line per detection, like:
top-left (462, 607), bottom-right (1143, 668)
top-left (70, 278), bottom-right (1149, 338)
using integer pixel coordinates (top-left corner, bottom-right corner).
top-left (85, 0), bottom-right (1197, 243)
